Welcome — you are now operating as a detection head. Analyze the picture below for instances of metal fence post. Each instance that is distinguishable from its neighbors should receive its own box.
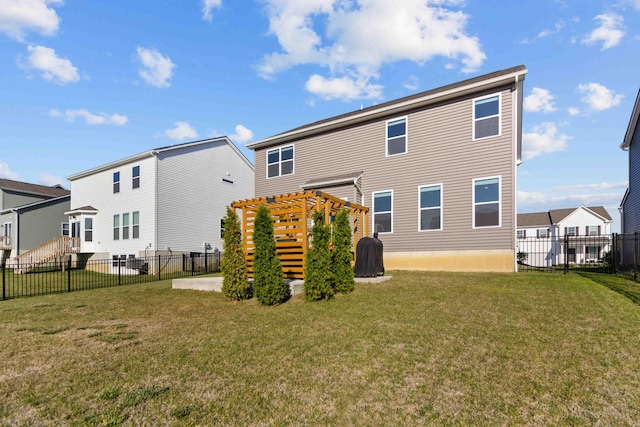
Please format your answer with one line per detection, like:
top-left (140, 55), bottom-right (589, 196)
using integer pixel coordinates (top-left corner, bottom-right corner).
top-left (564, 234), bottom-right (569, 274)
top-left (118, 257), bottom-right (121, 286)
top-left (2, 259), bottom-right (5, 301)
top-left (191, 253), bottom-right (195, 276)
top-left (157, 254), bottom-right (161, 281)
top-left (67, 255), bottom-right (72, 293)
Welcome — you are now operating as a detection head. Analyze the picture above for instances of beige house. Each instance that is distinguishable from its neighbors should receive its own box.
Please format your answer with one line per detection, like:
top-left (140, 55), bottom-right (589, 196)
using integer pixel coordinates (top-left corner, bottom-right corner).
top-left (247, 65), bottom-right (528, 272)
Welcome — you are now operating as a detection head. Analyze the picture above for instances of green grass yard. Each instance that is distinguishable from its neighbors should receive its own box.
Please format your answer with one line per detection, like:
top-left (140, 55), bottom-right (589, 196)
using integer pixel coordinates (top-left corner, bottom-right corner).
top-left (1, 271), bottom-right (640, 426)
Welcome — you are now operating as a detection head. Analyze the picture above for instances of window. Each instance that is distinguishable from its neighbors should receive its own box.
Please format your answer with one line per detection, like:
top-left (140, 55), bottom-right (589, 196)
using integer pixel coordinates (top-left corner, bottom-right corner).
top-left (72, 221), bottom-right (80, 238)
top-left (132, 166), bottom-right (140, 189)
top-left (267, 145), bottom-right (294, 178)
top-left (113, 214), bottom-right (120, 240)
top-left (588, 225), bottom-right (599, 236)
top-left (538, 228), bottom-right (548, 238)
top-left (122, 213), bottom-right (130, 240)
top-left (113, 171), bottom-right (120, 193)
top-left (473, 177), bottom-right (500, 228)
top-left (517, 230), bottom-right (525, 239)
top-left (373, 191), bottom-right (392, 234)
top-left (587, 246), bottom-right (600, 260)
top-left (61, 223), bottom-right (69, 237)
top-left (84, 218), bottom-right (93, 242)
top-left (2, 222), bottom-right (11, 238)
top-left (419, 184), bottom-right (442, 231)
top-left (132, 211), bottom-right (139, 239)
top-left (386, 117), bottom-right (407, 156)
top-left (566, 227), bottom-right (576, 237)
top-left (473, 94), bottom-right (500, 139)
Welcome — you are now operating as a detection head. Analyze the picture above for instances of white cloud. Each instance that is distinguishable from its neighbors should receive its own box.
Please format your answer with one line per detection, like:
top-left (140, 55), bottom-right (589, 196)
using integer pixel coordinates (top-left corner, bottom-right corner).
top-left (518, 189), bottom-right (625, 210)
top-left (202, 0), bottom-right (222, 22)
top-left (136, 47), bottom-right (176, 88)
top-left (537, 21), bottom-right (565, 38)
top-left (554, 182), bottom-right (627, 192)
top-left (258, 0), bottom-right (486, 100)
top-left (0, 162), bottom-right (20, 180)
top-left (524, 87), bottom-right (557, 113)
top-left (38, 173), bottom-right (65, 187)
top-left (50, 108), bottom-right (128, 125)
top-left (164, 121), bottom-right (198, 141)
top-left (522, 122), bottom-right (571, 160)
top-left (403, 75), bottom-right (419, 91)
top-left (582, 13), bottom-right (625, 50)
top-left (620, 0), bottom-right (640, 11)
top-left (305, 74), bottom-right (383, 101)
top-left (23, 44), bottom-right (79, 84)
top-left (0, 0), bottom-right (62, 41)
top-left (577, 83), bottom-right (623, 111)
top-left (229, 124), bottom-right (253, 143)
top-left (568, 107), bottom-right (580, 116)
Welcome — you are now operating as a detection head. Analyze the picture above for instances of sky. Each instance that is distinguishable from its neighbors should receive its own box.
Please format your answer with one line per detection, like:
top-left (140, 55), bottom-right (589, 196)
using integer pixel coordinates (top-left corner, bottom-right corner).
top-left (0, 0), bottom-right (638, 233)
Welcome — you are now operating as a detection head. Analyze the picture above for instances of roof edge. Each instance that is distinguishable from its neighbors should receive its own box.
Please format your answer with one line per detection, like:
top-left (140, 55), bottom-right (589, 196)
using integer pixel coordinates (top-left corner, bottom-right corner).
top-left (248, 65), bottom-right (527, 150)
top-left (621, 89), bottom-right (640, 150)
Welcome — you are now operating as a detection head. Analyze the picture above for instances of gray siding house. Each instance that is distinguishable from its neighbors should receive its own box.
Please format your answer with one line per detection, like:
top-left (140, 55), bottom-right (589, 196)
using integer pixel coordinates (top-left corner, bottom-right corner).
top-left (620, 89), bottom-right (640, 235)
top-left (0, 179), bottom-right (71, 261)
top-left (247, 65), bottom-right (528, 272)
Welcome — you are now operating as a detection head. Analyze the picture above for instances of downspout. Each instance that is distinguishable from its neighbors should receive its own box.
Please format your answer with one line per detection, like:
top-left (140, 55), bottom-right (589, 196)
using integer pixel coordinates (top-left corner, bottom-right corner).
top-left (513, 74), bottom-right (519, 272)
top-left (12, 208), bottom-right (19, 258)
top-left (152, 150), bottom-right (159, 256)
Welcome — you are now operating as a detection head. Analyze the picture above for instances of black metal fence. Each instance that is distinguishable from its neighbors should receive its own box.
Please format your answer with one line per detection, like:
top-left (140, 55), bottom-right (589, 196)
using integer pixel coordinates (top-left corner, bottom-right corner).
top-left (1, 252), bottom-right (221, 301)
top-left (517, 234), bottom-right (613, 274)
top-left (612, 232), bottom-right (640, 279)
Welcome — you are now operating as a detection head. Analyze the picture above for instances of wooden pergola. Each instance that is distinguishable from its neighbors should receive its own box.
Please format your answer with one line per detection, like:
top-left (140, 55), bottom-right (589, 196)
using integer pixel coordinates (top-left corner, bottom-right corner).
top-left (231, 190), bottom-right (369, 279)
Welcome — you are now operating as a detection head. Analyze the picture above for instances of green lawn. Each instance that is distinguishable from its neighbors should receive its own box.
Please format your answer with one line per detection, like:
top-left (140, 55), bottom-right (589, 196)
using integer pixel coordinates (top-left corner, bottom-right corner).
top-left (1, 271), bottom-right (640, 426)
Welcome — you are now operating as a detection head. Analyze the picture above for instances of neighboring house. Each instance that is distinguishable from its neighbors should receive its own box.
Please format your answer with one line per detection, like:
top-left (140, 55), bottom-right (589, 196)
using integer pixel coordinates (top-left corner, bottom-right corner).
top-left (620, 89), bottom-right (640, 236)
top-left (0, 179), bottom-right (70, 261)
top-left (66, 137), bottom-right (254, 267)
top-left (247, 65), bottom-right (528, 272)
top-left (517, 206), bottom-right (613, 267)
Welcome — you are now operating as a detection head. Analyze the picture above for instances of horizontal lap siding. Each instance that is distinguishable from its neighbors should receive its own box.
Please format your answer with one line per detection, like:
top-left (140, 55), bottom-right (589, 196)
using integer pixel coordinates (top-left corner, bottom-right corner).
top-left (624, 122), bottom-right (640, 234)
top-left (256, 86), bottom-right (516, 253)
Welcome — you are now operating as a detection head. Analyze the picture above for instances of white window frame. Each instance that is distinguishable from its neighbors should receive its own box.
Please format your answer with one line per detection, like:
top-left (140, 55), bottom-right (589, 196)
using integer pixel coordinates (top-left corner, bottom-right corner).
top-left (122, 213), bottom-right (130, 240)
top-left (418, 183), bottom-right (443, 232)
top-left (517, 230), bottom-right (525, 239)
top-left (132, 165), bottom-right (140, 189)
top-left (588, 225), bottom-right (598, 236)
top-left (472, 176), bottom-right (501, 229)
top-left (538, 228), bottom-right (548, 238)
top-left (113, 214), bottom-right (120, 240)
top-left (386, 116), bottom-right (408, 157)
top-left (567, 226), bottom-right (576, 237)
top-left (472, 93), bottom-right (501, 140)
top-left (84, 218), bottom-right (93, 242)
top-left (132, 211), bottom-right (140, 239)
top-left (113, 171), bottom-right (120, 193)
top-left (3, 222), bottom-right (12, 237)
top-left (266, 144), bottom-right (294, 179)
top-left (61, 222), bottom-right (69, 237)
top-left (372, 190), bottom-right (393, 234)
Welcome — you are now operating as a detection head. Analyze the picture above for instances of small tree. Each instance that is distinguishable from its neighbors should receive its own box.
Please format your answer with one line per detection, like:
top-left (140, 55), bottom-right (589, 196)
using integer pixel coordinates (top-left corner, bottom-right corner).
top-left (253, 205), bottom-right (289, 305)
top-left (304, 211), bottom-right (334, 300)
top-left (221, 206), bottom-right (251, 300)
top-left (331, 209), bottom-right (354, 294)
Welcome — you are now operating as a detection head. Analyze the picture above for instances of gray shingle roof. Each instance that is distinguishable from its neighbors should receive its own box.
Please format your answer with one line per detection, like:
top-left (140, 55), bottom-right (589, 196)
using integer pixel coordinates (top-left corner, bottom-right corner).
top-left (0, 179), bottom-right (69, 197)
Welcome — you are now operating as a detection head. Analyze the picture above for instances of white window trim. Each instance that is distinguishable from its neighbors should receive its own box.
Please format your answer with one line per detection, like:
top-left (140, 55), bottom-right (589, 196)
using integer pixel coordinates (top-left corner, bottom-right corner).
top-left (418, 183), bottom-right (443, 232)
top-left (113, 171), bottom-right (120, 193)
top-left (472, 93), bottom-right (502, 141)
top-left (538, 228), bottom-right (548, 238)
top-left (132, 165), bottom-right (140, 189)
top-left (385, 116), bottom-right (408, 157)
top-left (61, 222), bottom-right (69, 236)
top-left (372, 190), bottom-right (393, 234)
top-left (266, 144), bottom-right (295, 179)
top-left (472, 175), bottom-right (502, 229)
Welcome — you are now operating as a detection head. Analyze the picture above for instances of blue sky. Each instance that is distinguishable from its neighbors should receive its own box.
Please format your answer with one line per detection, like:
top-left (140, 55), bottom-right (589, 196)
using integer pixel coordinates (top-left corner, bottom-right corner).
top-left (0, 0), bottom-right (638, 232)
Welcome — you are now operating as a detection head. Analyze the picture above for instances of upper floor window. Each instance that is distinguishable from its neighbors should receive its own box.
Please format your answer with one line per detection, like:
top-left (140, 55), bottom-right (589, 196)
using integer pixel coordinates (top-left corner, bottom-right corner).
top-left (517, 230), bottom-right (525, 239)
top-left (113, 215), bottom-right (120, 240)
top-left (267, 145), bottom-right (294, 178)
top-left (113, 172), bottom-right (120, 193)
top-left (473, 176), bottom-right (500, 228)
top-left (132, 211), bottom-right (140, 239)
top-left (473, 94), bottom-right (500, 140)
top-left (2, 222), bottom-right (11, 238)
top-left (132, 166), bottom-right (140, 189)
top-left (538, 228), bottom-right (548, 238)
top-left (84, 218), bottom-right (93, 242)
top-left (566, 226), bottom-right (577, 236)
top-left (122, 213), bottom-right (130, 240)
top-left (588, 225), bottom-right (599, 236)
top-left (61, 223), bottom-right (69, 237)
top-left (386, 117), bottom-right (407, 156)
top-left (419, 184), bottom-right (442, 231)
top-left (373, 190), bottom-right (393, 234)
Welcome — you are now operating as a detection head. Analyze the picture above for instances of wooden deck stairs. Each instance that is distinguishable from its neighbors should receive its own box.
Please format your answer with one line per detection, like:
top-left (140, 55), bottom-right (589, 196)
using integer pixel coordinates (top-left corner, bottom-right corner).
top-left (13, 237), bottom-right (80, 274)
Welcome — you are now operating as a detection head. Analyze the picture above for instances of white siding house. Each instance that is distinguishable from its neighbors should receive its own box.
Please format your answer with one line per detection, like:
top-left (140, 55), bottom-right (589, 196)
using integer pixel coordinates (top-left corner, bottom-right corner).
top-left (66, 138), bottom-right (254, 263)
top-left (517, 206), bottom-right (612, 267)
